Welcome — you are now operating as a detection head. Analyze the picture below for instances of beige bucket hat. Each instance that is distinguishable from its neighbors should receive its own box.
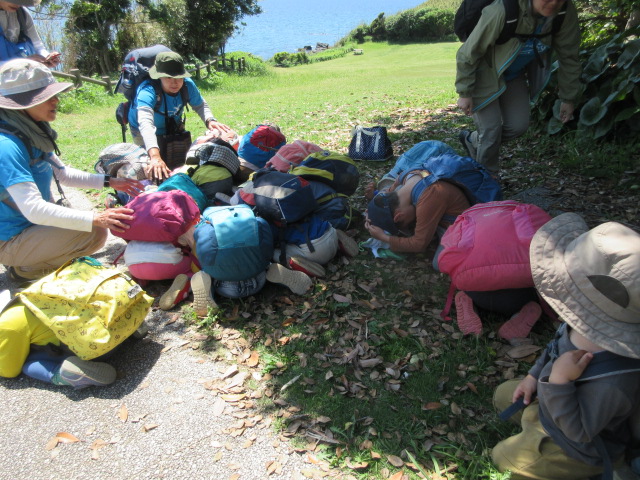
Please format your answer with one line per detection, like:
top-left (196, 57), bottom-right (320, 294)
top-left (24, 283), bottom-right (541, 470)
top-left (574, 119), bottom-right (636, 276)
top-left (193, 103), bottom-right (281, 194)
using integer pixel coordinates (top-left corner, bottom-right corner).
top-left (530, 213), bottom-right (640, 359)
top-left (0, 59), bottom-right (73, 110)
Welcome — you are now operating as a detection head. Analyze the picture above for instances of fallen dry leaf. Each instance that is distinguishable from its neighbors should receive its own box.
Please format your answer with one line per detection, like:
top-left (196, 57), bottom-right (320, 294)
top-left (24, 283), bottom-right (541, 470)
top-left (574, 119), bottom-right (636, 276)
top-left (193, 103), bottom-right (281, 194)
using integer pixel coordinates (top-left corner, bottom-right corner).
top-left (506, 344), bottom-right (542, 359)
top-left (422, 402), bottom-right (443, 411)
top-left (45, 437), bottom-right (59, 451)
top-left (117, 404), bottom-right (128, 422)
top-left (141, 424), bottom-right (158, 432)
top-left (246, 350), bottom-right (260, 367)
top-left (56, 432), bottom-right (80, 443)
top-left (386, 454), bottom-right (404, 467)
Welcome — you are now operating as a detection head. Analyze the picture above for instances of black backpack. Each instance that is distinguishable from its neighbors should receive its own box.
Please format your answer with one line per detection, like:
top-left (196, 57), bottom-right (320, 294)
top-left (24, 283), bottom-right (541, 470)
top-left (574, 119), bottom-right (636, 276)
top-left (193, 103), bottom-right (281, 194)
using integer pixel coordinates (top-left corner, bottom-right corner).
top-left (114, 45), bottom-right (189, 141)
top-left (454, 0), bottom-right (568, 44)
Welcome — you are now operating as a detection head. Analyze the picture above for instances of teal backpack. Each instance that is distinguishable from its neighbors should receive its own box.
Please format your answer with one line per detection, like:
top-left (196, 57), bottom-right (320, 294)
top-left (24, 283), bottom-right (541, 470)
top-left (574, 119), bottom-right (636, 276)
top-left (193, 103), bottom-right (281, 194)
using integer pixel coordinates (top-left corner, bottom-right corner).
top-left (194, 205), bottom-right (274, 282)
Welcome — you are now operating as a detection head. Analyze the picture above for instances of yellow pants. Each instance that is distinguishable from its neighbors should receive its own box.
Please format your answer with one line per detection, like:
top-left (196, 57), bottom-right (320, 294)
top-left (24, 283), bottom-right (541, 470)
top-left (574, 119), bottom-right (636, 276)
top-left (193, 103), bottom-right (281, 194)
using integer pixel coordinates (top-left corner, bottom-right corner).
top-left (491, 380), bottom-right (606, 480)
top-left (0, 301), bottom-right (58, 378)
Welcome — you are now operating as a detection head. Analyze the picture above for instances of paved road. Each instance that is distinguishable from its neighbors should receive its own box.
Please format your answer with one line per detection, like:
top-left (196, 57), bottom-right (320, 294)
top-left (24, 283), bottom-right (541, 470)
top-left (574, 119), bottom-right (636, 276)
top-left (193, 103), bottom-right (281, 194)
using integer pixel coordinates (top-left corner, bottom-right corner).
top-left (0, 188), bottom-right (315, 480)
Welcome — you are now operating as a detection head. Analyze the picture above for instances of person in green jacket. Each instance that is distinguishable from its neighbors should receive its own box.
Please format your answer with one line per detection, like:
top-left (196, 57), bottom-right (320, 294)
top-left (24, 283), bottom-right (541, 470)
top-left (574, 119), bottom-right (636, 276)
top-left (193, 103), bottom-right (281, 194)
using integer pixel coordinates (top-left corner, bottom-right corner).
top-left (455, 0), bottom-right (581, 174)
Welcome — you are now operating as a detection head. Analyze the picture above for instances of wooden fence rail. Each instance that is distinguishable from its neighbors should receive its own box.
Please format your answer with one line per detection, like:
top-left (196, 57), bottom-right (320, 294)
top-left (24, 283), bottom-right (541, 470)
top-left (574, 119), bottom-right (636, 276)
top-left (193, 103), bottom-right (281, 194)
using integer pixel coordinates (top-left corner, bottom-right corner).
top-left (51, 56), bottom-right (246, 95)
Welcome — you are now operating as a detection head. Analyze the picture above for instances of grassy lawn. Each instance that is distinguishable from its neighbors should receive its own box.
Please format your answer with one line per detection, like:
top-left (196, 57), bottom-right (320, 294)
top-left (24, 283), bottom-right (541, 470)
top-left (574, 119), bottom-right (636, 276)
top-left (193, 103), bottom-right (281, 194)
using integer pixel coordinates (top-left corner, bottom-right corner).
top-left (50, 40), bottom-right (635, 480)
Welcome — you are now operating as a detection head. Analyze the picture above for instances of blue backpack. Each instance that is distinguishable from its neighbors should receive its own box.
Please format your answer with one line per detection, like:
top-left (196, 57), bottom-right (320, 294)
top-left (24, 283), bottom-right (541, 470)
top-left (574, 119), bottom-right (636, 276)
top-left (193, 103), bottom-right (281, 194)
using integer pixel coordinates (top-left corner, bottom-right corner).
top-left (238, 170), bottom-right (317, 225)
top-left (401, 153), bottom-right (502, 220)
top-left (307, 180), bottom-right (356, 231)
top-left (237, 125), bottom-right (286, 169)
top-left (194, 205), bottom-right (274, 282)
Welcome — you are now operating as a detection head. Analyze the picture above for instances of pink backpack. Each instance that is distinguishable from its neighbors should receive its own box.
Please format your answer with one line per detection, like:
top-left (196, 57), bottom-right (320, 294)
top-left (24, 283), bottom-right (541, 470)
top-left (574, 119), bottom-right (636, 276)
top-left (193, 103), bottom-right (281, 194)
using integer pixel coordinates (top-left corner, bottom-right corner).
top-left (124, 241), bottom-right (195, 281)
top-left (110, 190), bottom-right (200, 243)
top-left (438, 200), bottom-right (551, 319)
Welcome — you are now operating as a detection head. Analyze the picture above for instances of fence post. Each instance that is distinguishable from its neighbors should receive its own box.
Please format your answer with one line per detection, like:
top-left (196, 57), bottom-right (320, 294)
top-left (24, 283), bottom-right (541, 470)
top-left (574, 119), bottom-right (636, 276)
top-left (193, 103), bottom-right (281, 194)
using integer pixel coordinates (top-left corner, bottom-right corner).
top-left (101, 76), bottom-right (113, 95)
top-left (69, 69), bottom-right (82, 87)
top-left (195, 63), bottom-right (201, 80)
top-left (206, 61), bottom-right (211, 76)
top-left (221, 57), bottom-right (226, 70)
top-left (240, 57), bottom-right (245, 72)
top-left (230, 57), bottom-right (236, 72)
top-left (213, 57), bottom-right (218, 72)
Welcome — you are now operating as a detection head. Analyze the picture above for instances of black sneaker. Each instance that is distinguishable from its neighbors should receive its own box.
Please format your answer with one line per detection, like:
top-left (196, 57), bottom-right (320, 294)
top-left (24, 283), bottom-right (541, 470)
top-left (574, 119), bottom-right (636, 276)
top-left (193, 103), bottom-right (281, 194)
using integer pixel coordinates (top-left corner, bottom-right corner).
top-left (458, 129), bottom-right (475, 159)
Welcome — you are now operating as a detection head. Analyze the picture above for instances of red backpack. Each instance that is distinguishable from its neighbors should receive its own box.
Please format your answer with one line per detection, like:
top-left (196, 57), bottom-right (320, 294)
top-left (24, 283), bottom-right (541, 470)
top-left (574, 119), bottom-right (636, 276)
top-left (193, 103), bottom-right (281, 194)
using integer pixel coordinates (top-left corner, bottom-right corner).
top-left (110, 190), bottom-right (200, 243)
top-left (438, 200), bottom-right (551, 319)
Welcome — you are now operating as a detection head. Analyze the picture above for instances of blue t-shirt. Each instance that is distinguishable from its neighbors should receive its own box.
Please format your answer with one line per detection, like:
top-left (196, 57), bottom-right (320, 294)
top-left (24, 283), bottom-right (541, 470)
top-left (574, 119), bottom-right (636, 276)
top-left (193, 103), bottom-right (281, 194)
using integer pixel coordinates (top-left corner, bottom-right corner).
top-left (128, 77), bottom-right (204, 135)
top-left (0, 133), bottom-right (52, 241)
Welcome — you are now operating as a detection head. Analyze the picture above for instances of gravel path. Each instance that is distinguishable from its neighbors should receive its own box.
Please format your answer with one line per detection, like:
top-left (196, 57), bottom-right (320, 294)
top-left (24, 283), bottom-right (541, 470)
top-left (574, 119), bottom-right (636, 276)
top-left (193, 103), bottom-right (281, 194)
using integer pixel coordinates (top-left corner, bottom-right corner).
top-left (0, 188), bottom-right (318, 480)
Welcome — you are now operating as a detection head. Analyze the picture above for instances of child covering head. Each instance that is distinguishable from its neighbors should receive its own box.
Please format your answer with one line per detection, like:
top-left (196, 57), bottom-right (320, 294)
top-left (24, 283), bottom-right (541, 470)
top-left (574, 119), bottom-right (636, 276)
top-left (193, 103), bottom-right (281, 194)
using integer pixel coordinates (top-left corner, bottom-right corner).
top-left (492, 213), bottom-right (640, 479)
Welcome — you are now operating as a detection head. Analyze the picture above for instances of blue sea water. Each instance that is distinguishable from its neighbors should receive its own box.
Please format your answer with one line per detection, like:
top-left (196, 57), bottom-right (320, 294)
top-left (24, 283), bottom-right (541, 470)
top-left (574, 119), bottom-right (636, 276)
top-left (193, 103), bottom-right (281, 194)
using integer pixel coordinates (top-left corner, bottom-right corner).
top-left (225, 0), bottom-right (425, 59)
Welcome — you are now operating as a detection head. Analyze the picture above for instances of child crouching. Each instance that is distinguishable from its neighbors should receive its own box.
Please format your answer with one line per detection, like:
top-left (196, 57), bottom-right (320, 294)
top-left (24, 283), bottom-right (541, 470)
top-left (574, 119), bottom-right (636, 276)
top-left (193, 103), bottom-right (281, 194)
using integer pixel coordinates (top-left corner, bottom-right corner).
top-left (492, 213), bottom-right (640, 480)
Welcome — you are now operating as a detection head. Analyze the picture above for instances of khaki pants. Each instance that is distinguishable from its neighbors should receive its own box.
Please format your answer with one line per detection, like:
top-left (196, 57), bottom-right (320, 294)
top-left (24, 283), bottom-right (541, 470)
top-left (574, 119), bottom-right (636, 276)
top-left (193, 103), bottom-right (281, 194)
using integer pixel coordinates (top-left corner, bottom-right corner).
top-left (0, 225), bottom-right (107, 279)
top-left (469, 75), bottom-right (530, 173)
top-left (492, 380), bottom-right (605, 480)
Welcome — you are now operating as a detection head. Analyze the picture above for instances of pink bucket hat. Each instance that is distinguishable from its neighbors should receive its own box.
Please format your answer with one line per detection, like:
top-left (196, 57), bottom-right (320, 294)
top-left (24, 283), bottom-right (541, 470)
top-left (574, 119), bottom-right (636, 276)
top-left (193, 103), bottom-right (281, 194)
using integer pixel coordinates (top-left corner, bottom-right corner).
top-left (266, 140), bottom-right (322, 172)
top-left (530, 213), bottom-right (640, 359)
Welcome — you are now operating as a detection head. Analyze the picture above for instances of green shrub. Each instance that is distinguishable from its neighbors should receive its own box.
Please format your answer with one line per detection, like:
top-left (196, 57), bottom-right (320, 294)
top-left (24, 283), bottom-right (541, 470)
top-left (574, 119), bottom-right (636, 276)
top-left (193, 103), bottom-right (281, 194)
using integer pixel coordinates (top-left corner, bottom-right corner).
top-left (272, 52), bottom-right (291, 65)
top-left (533, 27), bottom-right (640, 142)
top-left (386, 8), bottom-right (455, 42)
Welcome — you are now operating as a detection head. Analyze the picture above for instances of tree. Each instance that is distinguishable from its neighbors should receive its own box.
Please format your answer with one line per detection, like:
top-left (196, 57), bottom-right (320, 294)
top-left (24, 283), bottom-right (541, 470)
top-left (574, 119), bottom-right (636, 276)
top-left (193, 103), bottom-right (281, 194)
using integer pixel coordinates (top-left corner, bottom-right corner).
top-left (64, 0), bottom-right (132, 74)
top-left (138, 0), bottom-right (261, 61)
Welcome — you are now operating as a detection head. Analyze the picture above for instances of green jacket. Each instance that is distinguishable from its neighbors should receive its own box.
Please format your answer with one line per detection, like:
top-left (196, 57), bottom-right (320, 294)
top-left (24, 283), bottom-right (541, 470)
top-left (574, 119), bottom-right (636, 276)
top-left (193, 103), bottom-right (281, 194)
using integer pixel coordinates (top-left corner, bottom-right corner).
top-left (455, 0), bottom-right (581, 111)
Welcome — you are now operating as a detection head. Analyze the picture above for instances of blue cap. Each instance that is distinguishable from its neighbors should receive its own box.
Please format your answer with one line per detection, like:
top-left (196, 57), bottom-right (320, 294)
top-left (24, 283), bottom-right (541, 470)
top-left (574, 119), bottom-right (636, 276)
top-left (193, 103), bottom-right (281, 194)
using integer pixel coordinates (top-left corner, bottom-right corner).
top-left (367, 192), bottom-right (399, 235)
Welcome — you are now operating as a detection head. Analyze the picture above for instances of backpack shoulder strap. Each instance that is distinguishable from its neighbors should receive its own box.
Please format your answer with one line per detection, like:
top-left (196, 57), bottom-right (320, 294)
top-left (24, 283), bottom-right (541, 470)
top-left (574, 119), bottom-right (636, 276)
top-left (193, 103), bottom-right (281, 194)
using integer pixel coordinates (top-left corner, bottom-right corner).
top-left (496, 0), bottom-right (520, 44)
top-left (151, 79), bottom-right (164, 112)
top-left (578, 351), bottom-right (640, 382)
top-left (551, 1), bottom-right (569, 35)
top-left (0, 122), bottom-right (33, 158)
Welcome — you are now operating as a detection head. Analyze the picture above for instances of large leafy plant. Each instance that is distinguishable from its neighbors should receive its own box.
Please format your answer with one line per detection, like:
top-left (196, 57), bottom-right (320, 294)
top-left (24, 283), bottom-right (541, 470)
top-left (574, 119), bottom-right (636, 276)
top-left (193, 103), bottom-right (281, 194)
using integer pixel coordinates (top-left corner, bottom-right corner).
top-left (535, 27), bottom-right (640, 141)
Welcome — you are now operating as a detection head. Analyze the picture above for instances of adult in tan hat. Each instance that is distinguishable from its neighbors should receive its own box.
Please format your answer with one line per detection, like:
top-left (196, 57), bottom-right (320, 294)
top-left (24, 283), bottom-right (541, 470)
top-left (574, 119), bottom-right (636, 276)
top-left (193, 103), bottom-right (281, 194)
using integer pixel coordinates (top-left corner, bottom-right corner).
top-left (0, 59), bottom-right (144, 284)
top-left (0, 0), bottom-right (61, 67)
top-left (491, 213), bottom-right (640, 479)
top-left (127, 50), bottom-right (232, 181)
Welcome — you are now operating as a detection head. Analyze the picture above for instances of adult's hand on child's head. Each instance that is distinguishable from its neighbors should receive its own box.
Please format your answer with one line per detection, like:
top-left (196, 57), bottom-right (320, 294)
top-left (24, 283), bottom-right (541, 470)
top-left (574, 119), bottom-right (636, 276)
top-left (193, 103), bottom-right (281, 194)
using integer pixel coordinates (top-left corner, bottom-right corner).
top-left (513, 374), bottom-right (537, 405)
top-left (457, 97), bottom-right (473, 116)
top-left (207, 120), bottom-right (230, 133)
top-left (110, 177), bottom-right (144, 197)
top-left (549, 349), bottom-right (593, 384)
top-left (93, 207), bottom-right (135, 233)
top-left (145, 155), bottom-right (171, 182)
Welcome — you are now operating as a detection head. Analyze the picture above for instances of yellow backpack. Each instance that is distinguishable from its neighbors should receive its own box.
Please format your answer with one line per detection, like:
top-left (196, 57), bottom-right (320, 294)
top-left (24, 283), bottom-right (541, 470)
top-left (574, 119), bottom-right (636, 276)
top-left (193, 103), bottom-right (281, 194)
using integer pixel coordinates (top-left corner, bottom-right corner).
top-left (18, 257), bottom-right (153, 360)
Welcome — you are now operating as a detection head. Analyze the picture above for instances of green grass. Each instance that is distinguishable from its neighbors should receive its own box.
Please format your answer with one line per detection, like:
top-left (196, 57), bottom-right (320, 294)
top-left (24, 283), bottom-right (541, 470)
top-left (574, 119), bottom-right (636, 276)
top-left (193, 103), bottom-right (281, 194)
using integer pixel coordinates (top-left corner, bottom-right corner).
top-left (50, 40), bottom-right (636, 479)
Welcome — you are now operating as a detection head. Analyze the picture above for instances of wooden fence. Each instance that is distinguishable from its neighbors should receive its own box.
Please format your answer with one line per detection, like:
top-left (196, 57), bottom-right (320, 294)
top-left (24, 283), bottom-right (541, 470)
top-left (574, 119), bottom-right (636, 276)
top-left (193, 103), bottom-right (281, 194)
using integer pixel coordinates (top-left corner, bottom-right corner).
top-left (51, 56), bottom-right (246, 95)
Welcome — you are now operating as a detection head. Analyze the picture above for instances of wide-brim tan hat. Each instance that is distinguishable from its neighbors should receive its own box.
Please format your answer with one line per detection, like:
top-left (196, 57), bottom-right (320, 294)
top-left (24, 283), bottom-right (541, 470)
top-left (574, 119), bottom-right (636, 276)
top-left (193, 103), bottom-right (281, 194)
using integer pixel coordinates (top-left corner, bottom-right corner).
top-left (0, 59), bottom-right (73, 110)
top-left (530, 212), bottom-right (640, 359)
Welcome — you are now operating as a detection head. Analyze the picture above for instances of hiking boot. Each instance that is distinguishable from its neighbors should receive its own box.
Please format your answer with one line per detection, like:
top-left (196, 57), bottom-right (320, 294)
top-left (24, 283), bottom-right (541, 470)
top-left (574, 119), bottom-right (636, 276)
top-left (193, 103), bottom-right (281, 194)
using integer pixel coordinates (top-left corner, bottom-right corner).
top-left (455, 291), bottom-right (482, 336)
top-left (336, 230), bottom-right (359, 257)
top-left (498, 301), bottom-right (542, 340)
top-left (191, 271), bottom-right (217, 317)
top-left (289, 256), bottom-right (325, 278)
top-left (159, 274), bottom-right (191, 311)
top-left (52, 356), bottom-right (116, 389)
top-left (458, 129), bottom-right (476, 159)
top-left (266, 263), bottom-right (312, 295)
